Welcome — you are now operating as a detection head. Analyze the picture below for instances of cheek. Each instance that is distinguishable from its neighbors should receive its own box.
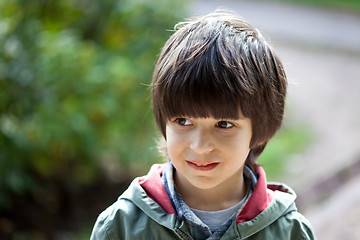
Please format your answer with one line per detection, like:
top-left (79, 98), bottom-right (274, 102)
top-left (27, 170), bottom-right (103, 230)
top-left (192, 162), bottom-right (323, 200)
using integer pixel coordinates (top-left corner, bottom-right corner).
top-left (224, 134), bottom-right (251, 157)
top-left (166, 137), bottom-right (175, 156)
top-left (165, 126), bottom-right (183, 157)
top-left (167, 139), bottom-right (185, 163)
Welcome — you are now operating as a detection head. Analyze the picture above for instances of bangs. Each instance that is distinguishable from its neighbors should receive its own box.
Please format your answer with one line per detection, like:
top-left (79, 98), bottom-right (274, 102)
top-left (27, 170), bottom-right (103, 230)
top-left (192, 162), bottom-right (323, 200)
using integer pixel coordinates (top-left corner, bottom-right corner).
top-left (159, 40), bottom-right (248, 121)
top-left (162, 85), bottom-right (242, 121)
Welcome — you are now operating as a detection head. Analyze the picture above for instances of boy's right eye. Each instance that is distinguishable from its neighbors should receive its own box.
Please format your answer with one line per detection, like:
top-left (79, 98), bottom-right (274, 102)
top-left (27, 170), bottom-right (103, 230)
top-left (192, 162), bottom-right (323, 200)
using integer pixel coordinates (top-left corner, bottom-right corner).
top-left (174, 118), bottom-right (192, 126)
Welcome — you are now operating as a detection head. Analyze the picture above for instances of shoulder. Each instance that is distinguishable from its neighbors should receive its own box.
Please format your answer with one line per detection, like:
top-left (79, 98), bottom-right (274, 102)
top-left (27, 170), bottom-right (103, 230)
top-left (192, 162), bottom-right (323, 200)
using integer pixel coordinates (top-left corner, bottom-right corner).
top-left (90, 183), bottom-right (143, 240)
top-left (90, 176), bottom-right (179, 240)
top-left (240, 181), bottom-right (316, 239)
top-left (284, 208), bottom-right (316, 239)
top-left (270, 205), bottom-right (316, 240)
top-left (267, 183), bottom-right (316, 240)
top-left (260, 187), bottom-right (316, 240)
top-left (244, 202), bottom-right (316, 240)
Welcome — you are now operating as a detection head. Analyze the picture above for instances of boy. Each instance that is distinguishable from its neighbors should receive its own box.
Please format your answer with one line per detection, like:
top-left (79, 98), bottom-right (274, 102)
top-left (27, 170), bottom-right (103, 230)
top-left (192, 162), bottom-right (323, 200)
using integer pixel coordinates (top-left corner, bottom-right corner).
top-left (91, 12), bottom-right (315, 239)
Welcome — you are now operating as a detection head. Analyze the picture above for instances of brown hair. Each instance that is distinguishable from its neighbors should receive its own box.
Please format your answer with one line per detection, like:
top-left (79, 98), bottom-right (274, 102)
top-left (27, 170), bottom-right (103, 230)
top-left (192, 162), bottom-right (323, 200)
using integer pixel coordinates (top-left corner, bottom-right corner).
top-left (151, 12), bottom-right (287, 170)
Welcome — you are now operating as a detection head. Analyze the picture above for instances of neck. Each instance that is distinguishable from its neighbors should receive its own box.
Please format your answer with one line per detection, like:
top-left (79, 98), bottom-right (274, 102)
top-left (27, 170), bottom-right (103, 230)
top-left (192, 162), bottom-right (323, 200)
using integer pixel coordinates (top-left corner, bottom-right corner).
top-left (174, 169), bottom-right (247, 211)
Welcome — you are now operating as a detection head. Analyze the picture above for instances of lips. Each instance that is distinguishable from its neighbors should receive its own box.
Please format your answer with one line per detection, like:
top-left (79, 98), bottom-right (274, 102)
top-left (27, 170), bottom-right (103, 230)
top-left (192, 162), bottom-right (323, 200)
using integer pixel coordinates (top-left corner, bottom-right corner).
top-left (186, 161), bottom-right (219, 171)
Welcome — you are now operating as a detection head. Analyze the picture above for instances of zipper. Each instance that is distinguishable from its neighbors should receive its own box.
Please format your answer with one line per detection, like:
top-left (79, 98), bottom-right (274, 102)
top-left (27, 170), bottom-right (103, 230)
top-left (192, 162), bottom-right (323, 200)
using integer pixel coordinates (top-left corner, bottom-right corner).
top-left (174, 228), bottom-right (193, 240)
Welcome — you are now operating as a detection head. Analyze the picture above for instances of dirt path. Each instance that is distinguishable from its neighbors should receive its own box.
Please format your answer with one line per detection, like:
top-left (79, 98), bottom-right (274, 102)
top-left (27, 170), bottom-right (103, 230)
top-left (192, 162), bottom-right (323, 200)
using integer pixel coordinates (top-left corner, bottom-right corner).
top-left (189, 1), bottom-right (360, 238)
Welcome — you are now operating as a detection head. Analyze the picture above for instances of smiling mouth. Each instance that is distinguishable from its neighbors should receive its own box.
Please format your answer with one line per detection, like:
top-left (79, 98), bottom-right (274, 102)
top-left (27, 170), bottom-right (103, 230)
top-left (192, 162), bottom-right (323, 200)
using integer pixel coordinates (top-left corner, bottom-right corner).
top-left (186, 161), bottom-right (219, 171)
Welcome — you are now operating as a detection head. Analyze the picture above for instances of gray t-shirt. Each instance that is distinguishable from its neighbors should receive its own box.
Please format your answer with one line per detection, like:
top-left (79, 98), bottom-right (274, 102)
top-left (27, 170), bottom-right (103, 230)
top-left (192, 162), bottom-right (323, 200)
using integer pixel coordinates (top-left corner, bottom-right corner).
top-left (190, 191), bottom-right (251, 233)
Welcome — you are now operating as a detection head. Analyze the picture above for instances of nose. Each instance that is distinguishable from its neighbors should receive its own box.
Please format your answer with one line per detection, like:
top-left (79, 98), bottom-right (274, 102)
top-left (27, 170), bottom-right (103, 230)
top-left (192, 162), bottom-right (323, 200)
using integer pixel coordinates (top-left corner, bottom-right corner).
top-left (189, 128), bottom-right (214, 154)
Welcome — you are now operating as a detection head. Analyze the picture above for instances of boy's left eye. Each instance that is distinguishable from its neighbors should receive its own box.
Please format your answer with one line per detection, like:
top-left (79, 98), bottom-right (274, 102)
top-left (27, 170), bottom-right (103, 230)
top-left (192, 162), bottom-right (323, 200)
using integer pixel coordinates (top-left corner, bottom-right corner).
top-left (174, 118), bottom-right (192, 126)
top-left (216, 121), bottom-right (234, 129)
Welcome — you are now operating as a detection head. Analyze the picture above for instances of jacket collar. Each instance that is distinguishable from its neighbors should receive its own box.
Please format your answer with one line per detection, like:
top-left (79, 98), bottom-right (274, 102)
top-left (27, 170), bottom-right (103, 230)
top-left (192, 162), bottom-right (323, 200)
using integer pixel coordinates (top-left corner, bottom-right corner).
top-left (138, 163), bottom-right (176, 215)
top-left (138, 163), bottom-right (276, 222)
top-left (132, 163), bottom-right (298, 238)
top-left (236, 165), bottom-right (274, 223)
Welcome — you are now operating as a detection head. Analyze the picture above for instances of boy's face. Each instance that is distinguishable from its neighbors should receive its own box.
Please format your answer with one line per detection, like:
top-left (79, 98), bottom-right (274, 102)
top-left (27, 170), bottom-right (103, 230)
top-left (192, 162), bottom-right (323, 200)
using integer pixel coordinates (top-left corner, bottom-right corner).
top-left (165, 113), bottom-right (252, 193)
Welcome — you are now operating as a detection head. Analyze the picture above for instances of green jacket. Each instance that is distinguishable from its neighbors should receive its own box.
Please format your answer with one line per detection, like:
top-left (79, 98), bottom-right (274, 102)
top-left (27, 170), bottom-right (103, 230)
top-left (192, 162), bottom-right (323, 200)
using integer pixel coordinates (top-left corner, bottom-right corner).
top-left (91, 164), bottom-right (315, 239)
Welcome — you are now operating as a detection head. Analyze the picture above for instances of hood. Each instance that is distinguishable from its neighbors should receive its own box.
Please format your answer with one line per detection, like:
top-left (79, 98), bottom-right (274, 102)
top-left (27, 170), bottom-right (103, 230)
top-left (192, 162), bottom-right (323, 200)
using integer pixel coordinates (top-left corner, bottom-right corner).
top-left (123, 163), bottom-right (298, 238)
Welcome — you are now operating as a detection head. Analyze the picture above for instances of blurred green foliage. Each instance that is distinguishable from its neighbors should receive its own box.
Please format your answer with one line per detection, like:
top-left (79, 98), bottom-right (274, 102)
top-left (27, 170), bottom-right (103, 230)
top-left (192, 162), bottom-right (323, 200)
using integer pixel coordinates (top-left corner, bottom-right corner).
top-left (259, 125), bottom-right (313, 180)
top-left (0, 0), bottom-right (185, 210)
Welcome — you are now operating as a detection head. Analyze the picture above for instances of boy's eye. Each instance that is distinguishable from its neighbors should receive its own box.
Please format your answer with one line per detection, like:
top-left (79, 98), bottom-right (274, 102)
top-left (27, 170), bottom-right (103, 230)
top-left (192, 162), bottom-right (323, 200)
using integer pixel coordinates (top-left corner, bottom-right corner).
top-left (216, 121), bottom-right (234, 129)
top-left (174, 118), bottom-right (192, 126)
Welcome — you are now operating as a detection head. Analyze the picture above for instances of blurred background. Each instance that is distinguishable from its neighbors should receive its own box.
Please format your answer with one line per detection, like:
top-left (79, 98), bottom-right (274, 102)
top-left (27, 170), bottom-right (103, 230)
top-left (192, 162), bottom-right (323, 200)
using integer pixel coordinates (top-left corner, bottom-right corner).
top-left (0, 0), bottom-right (359, 239)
